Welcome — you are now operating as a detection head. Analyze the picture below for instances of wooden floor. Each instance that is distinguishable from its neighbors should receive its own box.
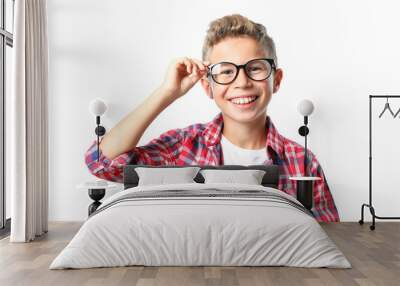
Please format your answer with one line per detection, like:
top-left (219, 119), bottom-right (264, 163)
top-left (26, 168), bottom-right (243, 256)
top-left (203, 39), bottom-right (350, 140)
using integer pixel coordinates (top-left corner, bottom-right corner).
top-left (0, 222), bottom-right (399, 286)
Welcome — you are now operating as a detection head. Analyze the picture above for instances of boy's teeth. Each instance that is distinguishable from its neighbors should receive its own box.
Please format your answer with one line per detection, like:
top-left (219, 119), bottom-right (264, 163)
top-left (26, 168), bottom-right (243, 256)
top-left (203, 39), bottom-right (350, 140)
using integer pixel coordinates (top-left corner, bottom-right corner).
top-left (230, 96), bottom-right (257, 105)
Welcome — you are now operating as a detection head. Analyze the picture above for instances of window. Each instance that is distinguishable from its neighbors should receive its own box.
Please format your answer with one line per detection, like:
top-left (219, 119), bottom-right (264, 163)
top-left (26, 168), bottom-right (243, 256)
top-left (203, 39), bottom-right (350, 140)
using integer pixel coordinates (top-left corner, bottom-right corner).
top-left (0, 0), bottom-right (14, 237)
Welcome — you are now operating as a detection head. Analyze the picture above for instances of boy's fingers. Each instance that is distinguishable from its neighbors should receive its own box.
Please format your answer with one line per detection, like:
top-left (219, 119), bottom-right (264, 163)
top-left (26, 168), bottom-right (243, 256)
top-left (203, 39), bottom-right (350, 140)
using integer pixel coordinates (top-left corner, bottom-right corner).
top-left (187, 58), bottom-right (198, 73)
top-left (178, 57), bottom-right (209, 79)
top-left (192, 62), bottom-right (205, 79)
top-left (191, 58), bottom-right (206, 71)
top-left (176, 57), bottom-right (191, 74)
top-left (184, 58), bottom-right (193, 74)
top-left (192, 61), bottom-right (198, 74)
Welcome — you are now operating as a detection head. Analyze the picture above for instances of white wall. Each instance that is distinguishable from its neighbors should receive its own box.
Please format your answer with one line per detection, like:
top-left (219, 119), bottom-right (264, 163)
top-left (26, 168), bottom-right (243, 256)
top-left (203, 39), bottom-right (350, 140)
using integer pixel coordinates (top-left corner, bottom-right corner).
top-left (47, 0), bottom-right (400, 221)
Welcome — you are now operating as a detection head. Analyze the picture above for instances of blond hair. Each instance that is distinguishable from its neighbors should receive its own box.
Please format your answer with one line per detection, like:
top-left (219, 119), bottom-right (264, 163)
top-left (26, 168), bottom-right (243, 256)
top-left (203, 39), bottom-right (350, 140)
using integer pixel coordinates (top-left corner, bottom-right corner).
top-left (202, 14), bottom-right (278, 66)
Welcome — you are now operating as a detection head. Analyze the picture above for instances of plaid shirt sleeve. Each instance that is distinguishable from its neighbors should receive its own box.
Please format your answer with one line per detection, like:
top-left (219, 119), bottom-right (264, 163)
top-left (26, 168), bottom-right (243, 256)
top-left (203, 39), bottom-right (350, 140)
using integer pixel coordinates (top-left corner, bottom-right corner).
top-left (84, 128), bottom-right (185, 183)
top-left (308, 153), bottom-right (340, 222)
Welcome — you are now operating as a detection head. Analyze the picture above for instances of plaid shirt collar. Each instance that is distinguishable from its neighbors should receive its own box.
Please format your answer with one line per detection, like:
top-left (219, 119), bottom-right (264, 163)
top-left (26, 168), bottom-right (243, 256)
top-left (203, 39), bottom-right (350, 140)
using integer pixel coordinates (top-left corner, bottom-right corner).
top-left (202, 112), bottom-right (285, 159)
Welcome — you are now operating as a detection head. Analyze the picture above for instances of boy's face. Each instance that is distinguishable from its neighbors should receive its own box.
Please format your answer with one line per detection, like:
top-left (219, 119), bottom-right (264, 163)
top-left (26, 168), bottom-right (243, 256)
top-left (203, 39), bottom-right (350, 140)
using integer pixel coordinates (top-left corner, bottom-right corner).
top-left (200, 36), bottom-right (283, 124)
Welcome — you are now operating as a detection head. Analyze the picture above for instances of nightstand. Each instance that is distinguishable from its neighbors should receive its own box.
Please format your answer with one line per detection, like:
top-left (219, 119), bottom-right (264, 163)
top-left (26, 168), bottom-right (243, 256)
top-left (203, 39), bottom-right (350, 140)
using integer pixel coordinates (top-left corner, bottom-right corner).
top-left (77, 180), bottom-right (121, 216)
top-left (289, 176), bottom-right (321, 210)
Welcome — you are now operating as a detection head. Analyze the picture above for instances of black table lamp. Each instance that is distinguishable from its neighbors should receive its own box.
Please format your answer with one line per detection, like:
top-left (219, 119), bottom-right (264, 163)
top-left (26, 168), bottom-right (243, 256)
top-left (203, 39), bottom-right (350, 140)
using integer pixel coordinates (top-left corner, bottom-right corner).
top-left (89, 98), bottom-right (107, 162)
top-left (289, 99), bottom-right (321, 211)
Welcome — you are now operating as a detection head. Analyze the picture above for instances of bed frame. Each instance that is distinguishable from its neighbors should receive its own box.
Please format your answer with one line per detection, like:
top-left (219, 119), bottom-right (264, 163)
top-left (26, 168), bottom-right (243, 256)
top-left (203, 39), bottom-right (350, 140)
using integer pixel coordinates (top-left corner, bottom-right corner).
top-left (123, 164), bottom-right (280, 190)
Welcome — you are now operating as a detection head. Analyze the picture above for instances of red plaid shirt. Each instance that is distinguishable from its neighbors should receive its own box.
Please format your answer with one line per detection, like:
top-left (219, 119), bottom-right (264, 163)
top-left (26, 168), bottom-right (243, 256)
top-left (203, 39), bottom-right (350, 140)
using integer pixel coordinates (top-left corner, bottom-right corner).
top-left (85, 112), bottom-right (339, 222)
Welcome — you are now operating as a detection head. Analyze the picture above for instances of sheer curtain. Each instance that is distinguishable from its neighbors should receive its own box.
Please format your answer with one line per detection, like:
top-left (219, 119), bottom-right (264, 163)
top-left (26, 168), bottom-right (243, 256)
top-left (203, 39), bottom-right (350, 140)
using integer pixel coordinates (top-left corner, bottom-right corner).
top-left (9, 0), bottom-right (49, 242)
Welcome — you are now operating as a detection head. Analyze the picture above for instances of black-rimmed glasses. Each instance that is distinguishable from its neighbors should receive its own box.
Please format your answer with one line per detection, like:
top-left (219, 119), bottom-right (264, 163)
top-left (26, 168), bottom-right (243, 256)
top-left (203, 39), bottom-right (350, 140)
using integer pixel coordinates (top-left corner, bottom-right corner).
top-left (207, 58), bottom-right (276, 85)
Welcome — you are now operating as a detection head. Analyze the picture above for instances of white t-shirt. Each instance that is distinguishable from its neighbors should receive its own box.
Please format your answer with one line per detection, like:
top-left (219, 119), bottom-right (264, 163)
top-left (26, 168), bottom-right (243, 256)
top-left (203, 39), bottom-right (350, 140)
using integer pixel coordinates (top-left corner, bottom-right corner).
top-left (220, 134), bottom-right (269, 166)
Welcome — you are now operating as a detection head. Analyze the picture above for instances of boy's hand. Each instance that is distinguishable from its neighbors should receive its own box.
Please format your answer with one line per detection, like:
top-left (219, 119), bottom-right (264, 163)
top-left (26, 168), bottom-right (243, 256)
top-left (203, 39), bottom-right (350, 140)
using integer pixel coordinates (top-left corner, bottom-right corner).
top-left (159, 57), bottom-right (210, 101)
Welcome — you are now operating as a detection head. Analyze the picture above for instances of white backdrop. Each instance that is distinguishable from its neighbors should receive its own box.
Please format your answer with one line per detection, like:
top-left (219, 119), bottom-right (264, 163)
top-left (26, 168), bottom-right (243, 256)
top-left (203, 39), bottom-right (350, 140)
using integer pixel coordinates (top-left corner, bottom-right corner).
top-left (47, 0), bottom-right (400, 221)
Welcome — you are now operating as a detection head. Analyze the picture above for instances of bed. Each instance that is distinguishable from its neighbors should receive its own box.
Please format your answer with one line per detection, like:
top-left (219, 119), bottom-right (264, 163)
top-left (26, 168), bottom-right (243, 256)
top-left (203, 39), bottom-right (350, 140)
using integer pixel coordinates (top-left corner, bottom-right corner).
top-left (49, 164), bottom-right (351, 269)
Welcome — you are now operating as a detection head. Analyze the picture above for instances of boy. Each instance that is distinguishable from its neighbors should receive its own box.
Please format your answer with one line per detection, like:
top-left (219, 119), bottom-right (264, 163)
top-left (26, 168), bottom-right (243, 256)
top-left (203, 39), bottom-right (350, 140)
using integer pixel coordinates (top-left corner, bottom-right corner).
top-left (85, 14), bottom-right (340, 222)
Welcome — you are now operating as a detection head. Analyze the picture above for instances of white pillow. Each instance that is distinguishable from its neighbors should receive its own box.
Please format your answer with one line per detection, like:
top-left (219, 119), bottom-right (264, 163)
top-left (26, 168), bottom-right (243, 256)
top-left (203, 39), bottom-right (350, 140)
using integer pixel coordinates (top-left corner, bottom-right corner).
top-left (200, 169), bottom-right (266, 185)
top-left (135, 167), bottom-right (201, 186)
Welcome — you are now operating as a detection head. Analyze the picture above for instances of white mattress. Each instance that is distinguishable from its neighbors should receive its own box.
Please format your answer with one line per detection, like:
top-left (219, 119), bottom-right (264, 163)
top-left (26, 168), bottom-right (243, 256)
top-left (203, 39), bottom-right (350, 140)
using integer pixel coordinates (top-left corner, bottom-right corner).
top-left (49, 183), bottom-right (351, 269)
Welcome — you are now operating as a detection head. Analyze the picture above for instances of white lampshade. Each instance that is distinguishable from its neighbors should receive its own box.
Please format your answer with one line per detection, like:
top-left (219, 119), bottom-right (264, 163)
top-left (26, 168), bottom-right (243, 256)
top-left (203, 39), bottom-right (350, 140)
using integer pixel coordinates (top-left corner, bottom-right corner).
top-left (297, 99), bottom-right (314, 116)
top-left (89, 98), bottom-right (107, 116)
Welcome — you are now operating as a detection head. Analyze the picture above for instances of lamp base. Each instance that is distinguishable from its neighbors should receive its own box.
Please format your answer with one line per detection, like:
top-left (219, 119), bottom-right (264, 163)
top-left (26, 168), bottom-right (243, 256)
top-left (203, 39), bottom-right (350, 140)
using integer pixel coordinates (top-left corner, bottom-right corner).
top-left (88, 188), bottom-right (106, 216)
